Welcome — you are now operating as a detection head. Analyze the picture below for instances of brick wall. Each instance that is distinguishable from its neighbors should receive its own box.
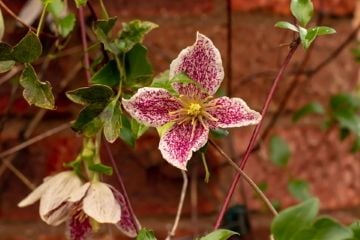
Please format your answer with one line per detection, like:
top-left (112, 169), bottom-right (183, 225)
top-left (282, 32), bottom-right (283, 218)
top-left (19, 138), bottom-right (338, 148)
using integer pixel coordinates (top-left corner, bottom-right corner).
top-left (0, 0), bottom-right (359, 239)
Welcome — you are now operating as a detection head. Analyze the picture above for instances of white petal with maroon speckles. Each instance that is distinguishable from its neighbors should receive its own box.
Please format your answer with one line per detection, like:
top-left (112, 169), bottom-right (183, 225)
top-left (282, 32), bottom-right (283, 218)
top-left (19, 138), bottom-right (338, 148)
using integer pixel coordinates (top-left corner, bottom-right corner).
top-left (66, 206), bottom-right (92, 240)
top-left (208, 97), bottom-right (261, 128)
top-left (159, 123), bottom-right (209, 170)
top-left (122, 87), bottom-right (181, 127)
top-left (82, 182), bottom-right (121, 224)
top-left (169, 32), bottom-right (224, 96)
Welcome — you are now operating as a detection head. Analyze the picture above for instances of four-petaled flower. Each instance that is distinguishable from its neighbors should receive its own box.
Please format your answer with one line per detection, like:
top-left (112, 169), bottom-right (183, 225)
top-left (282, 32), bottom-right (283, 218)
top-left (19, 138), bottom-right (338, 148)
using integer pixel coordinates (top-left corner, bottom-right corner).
top-left (123, 32), bottom-right (261, 170)
top-left (18, 171), bottom-right (140, 239)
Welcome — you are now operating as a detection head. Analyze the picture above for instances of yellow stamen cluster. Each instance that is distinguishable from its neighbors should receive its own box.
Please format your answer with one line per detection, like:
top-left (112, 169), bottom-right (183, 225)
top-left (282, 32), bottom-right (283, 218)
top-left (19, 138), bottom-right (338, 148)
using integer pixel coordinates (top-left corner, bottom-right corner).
top-left (169, 95), bottom-right (219, 139)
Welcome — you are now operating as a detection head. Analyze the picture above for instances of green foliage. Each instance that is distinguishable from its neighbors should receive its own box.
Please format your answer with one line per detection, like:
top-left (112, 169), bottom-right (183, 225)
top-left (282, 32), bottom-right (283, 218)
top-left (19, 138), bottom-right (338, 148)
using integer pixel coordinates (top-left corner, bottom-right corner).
top-left (74, 0), bottom-right (87, 7)
top-left (66, 85), bottom-right (114, 105)
top-left (96, 17), bottom-right (117, 35)
top-left (93, 18), bottom-right (118, 54)
top-left (288, 179), bottom-right (312, 201)
top-left (71, 103), bottom-right (105, 137)
top-left (350, 221), bottom-right (360, 239)
top-left (199, 229), bottom-right (239, 240)
top-left (0, 43), bottom-right (13, 61)
top-left (268, 135), bottom-right (291, 167)
top-left (20, 64), bottom-right (55, 109)
top-left (274, 21), bottom-right (298, 32)
top-left (88, 163), bottom-right (113, 175)
top-left (136, 228), bottom-right (157, 240)
top-left (91, 60), bottom-right (120, 87)
top-left (12, 31), bottom-right (42, 63)
top-left (290, 0), bottom-right (314, 26)
top-left (57, 14), bottom-right (76, 37)
top-left (299, 26), bottom-right (336, 49)
top-left (0, 60), bottom-right (15, 73)
top-left (116, 20), bottom-right (158, 52)
top-left (100, 99), bottom-right (122, 143)
top-left (292, 101), bottom-right (325, 122)
top-left (125, 43), bottom-right (153, 87)
top-left (210, 128), bottom-right (229, 138)
top-left (119, 114), bottom-right (148, 147)
top-left (271, 198), bottom-right (319, 240)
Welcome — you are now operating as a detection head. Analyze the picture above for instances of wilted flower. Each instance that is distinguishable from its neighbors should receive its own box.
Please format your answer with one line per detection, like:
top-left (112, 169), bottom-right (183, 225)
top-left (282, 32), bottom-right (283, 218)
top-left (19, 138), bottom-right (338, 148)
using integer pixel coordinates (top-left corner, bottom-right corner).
top-left (18, 172), bottom-right (140, 239)
top-left (123, 32), bottom-right (261, 170)
top-left (18, 171), bottom-right (82, 225)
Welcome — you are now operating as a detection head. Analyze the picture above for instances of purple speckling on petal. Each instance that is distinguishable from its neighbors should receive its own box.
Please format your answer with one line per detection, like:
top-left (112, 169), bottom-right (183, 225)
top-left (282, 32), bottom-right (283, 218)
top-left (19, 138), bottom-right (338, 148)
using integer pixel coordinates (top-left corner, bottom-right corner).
top-left (122, 87), bottom-right (181, 127)
top-left (170, 32), bottom-right (224, 96)
top-left (159, 123), bottom-right (209, 170)
top-left (66, 207), bottom-right (92, 240)
top-left (208, 97), bottom-right (261, 129)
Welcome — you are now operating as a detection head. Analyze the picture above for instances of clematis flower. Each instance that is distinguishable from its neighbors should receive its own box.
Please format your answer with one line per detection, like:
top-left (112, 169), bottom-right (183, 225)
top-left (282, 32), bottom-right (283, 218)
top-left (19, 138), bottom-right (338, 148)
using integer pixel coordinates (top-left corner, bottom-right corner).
top-left (18, 171), bottom-right (83, 226)
top-left (122, 32), bottom-right (261, 170)
top-left (67, 181), bottom-right (140, 239)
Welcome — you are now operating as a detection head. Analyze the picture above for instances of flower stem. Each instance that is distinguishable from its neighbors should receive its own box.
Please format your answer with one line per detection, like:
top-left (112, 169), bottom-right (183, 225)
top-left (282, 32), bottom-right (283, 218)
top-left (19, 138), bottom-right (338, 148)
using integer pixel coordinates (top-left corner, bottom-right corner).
top-left (36, 3), bottom-right (48, 37)
top-left (78, 6), bottom-right (91, 83)
top-left (104, 142), bottom-right (139, 233)
top-left (200, 152), bottom-right (210, 183)
top-left (209, 139), bottom-right (278, 217)
top-left (213, 38), bottom-right (300, 229)
top-left (166, 170), bottom-right (188, 240)
top-left (99, 0), bottom-right (109, 19)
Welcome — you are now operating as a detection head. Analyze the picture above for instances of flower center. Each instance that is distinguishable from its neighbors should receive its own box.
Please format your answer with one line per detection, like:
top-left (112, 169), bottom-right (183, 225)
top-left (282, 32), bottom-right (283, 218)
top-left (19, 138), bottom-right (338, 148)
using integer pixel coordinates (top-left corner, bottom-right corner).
top-left (187, 103), bottom-right (202, 116)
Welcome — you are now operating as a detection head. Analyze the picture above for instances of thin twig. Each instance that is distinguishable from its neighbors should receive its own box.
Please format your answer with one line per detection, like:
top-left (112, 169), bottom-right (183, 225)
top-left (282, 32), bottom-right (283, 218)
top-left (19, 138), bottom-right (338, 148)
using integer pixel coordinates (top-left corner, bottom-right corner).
top-left (214, 38), bottom-right (300, 229)
top-left (226, 0), bottom-right (232, 96)
top-left (166, 170), bottom-right (188, 240)
top-left (3, 160), bottom-right (35, 190)
top-left (0, 123), bottom-right (69, 159)
top-left (78, 6), bottom-right (91, 83)
top-left (209, 139), bottom-right (278, 217)
top-left (0, 1), bottom-right (55, 38)
top-left (104, 142), bottom-right (139, 233)
top-left (0, 66), bottom-right (21, 86)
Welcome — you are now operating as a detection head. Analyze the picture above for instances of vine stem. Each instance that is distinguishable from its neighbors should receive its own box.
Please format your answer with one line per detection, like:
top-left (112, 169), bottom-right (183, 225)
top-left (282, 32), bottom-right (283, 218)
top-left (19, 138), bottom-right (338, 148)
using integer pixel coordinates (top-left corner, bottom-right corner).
top-left (209, 139), bottom-right (278, 217)
top-left (104, 142), bottom-right (139, 233)
top-left (78, 6), bottom-right (91, 83)
top-left (0, 123), bottom-right (69, 159)
top-left (214, 38), bottom-right (300, 229)
top-left (166, 170), bottom-right (188, 240)
top-left (36, 3), bottom-right (47, 37)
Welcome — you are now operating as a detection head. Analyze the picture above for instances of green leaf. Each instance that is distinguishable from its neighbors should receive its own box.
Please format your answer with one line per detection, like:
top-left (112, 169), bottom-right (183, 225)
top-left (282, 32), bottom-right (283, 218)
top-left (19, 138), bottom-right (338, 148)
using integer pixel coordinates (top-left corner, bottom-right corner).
top-left (12, 31), bottom-right (42, 63)
top-left (66, 85), bottom-right (114, 105)
top-left (275, 21), bottom-right (299, 32)
top-left (96, 17), bottom-right (117, 35)
top-left (210, 128), bottom-right (229, 138)
top-left (330, 93), bottom-right (360, 111)
top-left (200, 229), bottom-right (239, 240)
top-left (288, 179), bottom-right (312, 201)
top-left (117, 20), bottom-right (158, 52)
top-left (74, 0), bottom-right (87, 7)
top-left (156, 122), bottom-right (174, 138)
top-left (350, 221), bottom-right (360, 239)
top-left (150, 70), bottom-right (175, 93)
top-left (91, 60), bottom-right (120, 87)
top-left (47, 0), bottom-right (64, 17)
top-left (271, 198), bottom-right (319, 240)
top-left (136, 228), bottom-right (157, 240)
top-left (89, 163), bottom-right (113, 175)
top-left (268, 135), bottom-right (291, 167)
top-left (20, 64), bottom-right (55, 109)
top-left (299, 26), bottom-right (317, 49)
top-left (57, 14), bottom-right (76, 37)
top-left (0, 8), bottom-right (4, 41)
top-left (119, 114), bottom-right (136, 147)
top-left (125, 43), bottom-right (153, 86)
top-left (131, 119), bottom-right (149, 139)
top-left (293, 217), bottom-right (353, 240)
top-left (314, 26), bottom-right (336, 36)
top-left (292, 101), bottom-right (325, 122)
top-left (100, 99), bottom-right (122, 143)
top-left (332, 108), bottom-right (360, 135)
top-left (71, 103), bottom-right (106, 136)
top-left (93, 21), bottom-right (118, 54)
top-left (0, 60), bottom-right (15, 73)
top-left (0, 43), bottom-right (13, 61)
top-left (290, 0), bottom-right (314, 26)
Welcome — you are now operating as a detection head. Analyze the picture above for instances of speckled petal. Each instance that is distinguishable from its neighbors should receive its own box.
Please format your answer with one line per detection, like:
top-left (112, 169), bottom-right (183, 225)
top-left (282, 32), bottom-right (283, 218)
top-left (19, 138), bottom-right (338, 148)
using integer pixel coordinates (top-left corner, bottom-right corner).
top-left (208, 97), bottom-right (261, 128)
top-left (122, 87), bottom-right (181, 127)
top-left (82, 182), bottom-right (121, 224)
top-left (39, 172), bottom-right (82, 223)
top-left (111, 187), bottom-right (141, 238)
top-left (43, 202), bottom-right (72, 226)
top-left (159, 123), bottom-right (209, 170)
top-left (66, 206), bottom-right (92, 240)
top-left (169, 32), bottom-right (224, 95)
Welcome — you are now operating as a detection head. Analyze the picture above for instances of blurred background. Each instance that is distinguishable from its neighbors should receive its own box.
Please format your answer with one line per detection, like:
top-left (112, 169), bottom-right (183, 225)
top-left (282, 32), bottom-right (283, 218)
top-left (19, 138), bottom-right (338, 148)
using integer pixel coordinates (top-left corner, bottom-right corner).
top-left (0, 0), bottom-right (359, 239)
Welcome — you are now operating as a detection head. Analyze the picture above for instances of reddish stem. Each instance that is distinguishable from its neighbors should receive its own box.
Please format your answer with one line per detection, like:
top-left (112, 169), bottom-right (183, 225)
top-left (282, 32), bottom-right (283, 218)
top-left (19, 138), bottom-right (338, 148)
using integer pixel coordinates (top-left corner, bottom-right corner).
top-left (78, 7), bottom-right (91, 83)
top-left (104, 142), bottom-right (139, 233)
top-left (213, 38), bottom-right (300, 229)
